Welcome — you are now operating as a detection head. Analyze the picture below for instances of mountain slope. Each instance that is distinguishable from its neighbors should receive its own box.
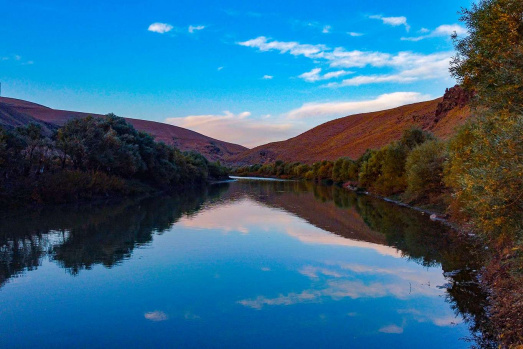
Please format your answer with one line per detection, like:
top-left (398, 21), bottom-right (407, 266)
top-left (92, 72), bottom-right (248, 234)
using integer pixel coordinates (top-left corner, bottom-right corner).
top-left (0, 97), bottom-right (247, 162)
top-left (231, 86), bottom-right (472, 164)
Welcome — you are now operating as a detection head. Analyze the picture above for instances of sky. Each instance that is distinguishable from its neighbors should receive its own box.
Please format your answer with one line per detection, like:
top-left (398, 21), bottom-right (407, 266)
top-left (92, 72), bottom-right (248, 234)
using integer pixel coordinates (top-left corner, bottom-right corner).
top-left (1, 0), bottom-right (473, 148)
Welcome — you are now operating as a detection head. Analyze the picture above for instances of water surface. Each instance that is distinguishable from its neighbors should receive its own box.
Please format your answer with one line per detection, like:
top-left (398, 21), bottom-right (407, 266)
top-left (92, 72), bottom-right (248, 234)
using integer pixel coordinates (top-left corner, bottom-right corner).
top-left (0, 180), bottom-right (488, 348)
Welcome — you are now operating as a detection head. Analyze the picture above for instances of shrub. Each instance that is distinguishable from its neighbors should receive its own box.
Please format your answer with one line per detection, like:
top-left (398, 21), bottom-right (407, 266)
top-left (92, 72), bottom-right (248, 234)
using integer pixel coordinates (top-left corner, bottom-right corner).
top-left (405, 140), bottom-right (447, 201)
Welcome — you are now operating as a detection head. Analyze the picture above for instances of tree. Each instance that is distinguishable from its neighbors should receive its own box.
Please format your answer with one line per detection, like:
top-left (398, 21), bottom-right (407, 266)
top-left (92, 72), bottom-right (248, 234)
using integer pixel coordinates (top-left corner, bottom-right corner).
top-left (447, 0), bottom-right (523, 239)
top-left (400, 127), bottom-right (435, 150)
top-left (445, 112), bottom-right (523, 239)
top-left (405, 140), bottom-right (447, 201)
top-left (450, 0), bottom-right (523, 113)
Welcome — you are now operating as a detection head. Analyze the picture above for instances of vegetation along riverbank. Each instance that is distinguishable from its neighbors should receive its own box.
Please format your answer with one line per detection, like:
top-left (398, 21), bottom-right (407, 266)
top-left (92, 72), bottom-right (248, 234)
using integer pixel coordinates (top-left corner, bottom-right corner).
top-left (0, 114), bottom-right (229, 207)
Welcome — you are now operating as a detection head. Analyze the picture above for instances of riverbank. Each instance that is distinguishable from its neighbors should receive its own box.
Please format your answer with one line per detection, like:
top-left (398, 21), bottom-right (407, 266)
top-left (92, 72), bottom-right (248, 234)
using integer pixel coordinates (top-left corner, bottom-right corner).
top-left (0, 170), bottom-right (230, 210)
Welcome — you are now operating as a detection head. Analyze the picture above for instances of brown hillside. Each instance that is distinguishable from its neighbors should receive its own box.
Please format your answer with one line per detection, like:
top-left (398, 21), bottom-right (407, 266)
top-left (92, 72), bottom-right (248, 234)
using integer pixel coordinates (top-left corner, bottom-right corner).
top-left (231, 86), bottom-right (472, 164)
top-left (0, 97), bottom-right (247, 163)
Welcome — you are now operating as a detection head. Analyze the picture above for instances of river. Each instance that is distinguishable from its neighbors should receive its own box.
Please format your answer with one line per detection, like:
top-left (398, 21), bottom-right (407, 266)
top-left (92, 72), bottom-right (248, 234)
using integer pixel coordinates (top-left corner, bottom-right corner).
top-left (0, 178), bottom-right (490, 348)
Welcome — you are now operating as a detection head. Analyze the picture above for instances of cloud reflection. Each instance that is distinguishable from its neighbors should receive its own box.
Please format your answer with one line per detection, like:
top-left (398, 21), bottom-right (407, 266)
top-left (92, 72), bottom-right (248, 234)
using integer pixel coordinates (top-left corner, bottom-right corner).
top-left (144, 311), bottom-right (168, 321)
top-left (177, 199), bottom-right (401, 258)
top-left (379, 324), bottom-right (404, 334)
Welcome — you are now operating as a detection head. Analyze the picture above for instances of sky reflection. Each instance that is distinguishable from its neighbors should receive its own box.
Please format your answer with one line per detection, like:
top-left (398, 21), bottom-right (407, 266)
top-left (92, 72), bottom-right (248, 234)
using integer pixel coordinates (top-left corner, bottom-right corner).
top-left (0, 182), bottom-right (476, 348)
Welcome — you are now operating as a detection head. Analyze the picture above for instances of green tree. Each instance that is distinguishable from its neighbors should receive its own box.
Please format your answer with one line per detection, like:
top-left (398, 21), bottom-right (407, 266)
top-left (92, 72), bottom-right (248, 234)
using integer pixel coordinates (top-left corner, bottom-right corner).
top-left (405, 140), bottom-right (447, 201)
top-left (450, 0), bottom-right (523, 113)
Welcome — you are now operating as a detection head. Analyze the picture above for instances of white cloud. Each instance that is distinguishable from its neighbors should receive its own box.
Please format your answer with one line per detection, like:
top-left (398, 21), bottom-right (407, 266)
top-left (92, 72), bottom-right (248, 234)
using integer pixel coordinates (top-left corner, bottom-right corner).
top-left (370, 15), bottom-right (410, 31)
top-left (238, 36), bottom-right (453, 87)
top-left (238, 36), bottom-right (328, 59)
top-left (434, 24), bottom-right (467, 36)
top-left (188, 25), bottom-right (205, 33)
top-left (165, 111), bottom-right (295, 148)
top-left (348, 32), bottom-right (364, 37)
top-left (217, 66), bottom-right (223, 71)
top-left (402, 24), bottom-right (467, 41)
top-left (148, 22), bottom-right (173, 34)
top-left (322, 25), bottom-right (331, 34)
top-left (144, 311), bottom-right (168, 321)
top-left (287, 92), bottom-right (430, 119)
top-left (325, 52), bottom-right (452, 87)
top-left (262, 75), bottom-right (273, 80)
top-left (298, 68), bottom-right (352, 82)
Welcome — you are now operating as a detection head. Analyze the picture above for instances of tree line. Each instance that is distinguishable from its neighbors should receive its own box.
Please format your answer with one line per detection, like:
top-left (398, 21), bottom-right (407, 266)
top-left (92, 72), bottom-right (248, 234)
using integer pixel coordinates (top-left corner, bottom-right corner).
top-left (235, 127), bottom-right (448, 208)
top-left (0, 114), bottom-right (228, 206)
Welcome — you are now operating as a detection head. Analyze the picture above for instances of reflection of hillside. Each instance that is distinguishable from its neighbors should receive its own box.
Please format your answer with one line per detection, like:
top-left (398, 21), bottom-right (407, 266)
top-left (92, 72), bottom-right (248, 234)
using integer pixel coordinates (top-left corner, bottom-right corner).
top-left (0, 183), bottom-right (230, 287)
top-left (225, 179), bottom-right (493, 346)
top-left (256, 183), bottom-right (387, 245)
top-left (224, 180), bottom-right (478, 270)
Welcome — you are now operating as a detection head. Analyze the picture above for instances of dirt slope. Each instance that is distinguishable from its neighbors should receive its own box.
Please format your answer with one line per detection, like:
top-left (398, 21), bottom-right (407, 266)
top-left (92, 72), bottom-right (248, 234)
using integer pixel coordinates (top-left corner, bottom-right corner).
top-left (231, 86), bottom-right (472, 164)
top-left (0, 97), bottom-right (247, 163)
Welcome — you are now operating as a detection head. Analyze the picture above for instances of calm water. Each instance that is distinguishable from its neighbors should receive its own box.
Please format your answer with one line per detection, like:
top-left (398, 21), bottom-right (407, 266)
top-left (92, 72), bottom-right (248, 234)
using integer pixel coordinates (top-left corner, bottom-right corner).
top-left (0, 179), bottom-right (489, 348)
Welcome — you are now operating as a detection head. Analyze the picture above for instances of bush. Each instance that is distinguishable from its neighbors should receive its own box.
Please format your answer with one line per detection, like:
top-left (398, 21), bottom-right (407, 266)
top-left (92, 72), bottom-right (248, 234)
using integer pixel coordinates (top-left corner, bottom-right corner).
top-left (405, 140), bottom-right (447, 201)
top-left (445, 111), bottom-right (523, 240)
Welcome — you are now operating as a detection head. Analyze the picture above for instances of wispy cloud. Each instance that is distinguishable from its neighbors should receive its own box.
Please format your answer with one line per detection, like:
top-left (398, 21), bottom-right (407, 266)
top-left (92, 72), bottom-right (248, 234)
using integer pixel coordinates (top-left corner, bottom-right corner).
top-left (379, 324), bottom-right (404, 334)
top-left (238, 36), bottom-right (452, 87)
top-left (262, 75), bottom-right (273, 80)
top-left (370, 15), bottom-right (410, 31)
top-left (238, 36), bottom-right (327, 58)
top-left (287, 92), bottom-right (430, 119)
top-left (165, 111), bottom-right (295, 148)
top-left (298, 68), bottom-right (352, 82)
top-left (324, 52), bottom-right (451, 87)
top-left (2, 54), bottom-right (34, 65)
top-left (291, 20), bottom-right (333, 34)
top-left (401, 24), bottom-right (467, 41)
top-left (348, 32), bottom-right (364, 37)
top-left (148, 22), bottom-right (173, 34)
top-left (188, 25), bottom-right (205, 33)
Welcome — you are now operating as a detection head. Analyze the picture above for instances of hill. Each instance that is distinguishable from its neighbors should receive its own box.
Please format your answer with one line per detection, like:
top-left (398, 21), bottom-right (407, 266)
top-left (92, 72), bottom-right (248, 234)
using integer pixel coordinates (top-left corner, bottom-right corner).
top-left (230, 86), bottom-right (472, 165)
top-left (0, 97), bottom-right (247, 163)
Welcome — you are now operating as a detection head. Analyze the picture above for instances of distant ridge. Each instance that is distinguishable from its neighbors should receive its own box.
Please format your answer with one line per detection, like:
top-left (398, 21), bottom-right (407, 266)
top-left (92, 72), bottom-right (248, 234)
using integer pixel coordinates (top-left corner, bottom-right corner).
top-left (0, 97), bottom-right (248, 163)
top-left (0, 86), bottom-right (472, 166)
top-left (230, 86), bottom-right (472, 165)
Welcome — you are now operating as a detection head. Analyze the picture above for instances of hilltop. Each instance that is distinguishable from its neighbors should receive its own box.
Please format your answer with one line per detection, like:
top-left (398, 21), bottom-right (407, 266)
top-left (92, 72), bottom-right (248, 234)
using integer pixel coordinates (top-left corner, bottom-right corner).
top-left (0, 97), bottom-right (247, 163)
top-left (230, 86), bottom-right (472, 165)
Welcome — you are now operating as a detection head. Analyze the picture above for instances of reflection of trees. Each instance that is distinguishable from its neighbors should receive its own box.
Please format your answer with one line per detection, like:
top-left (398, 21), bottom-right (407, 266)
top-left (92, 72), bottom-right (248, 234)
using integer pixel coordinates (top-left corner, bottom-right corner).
top-left (0, 234), bottom-right (49, 288)
top-left (225, 180), bottom-right (495, 347)
top-left (0, 183), bottom-right (230, 284)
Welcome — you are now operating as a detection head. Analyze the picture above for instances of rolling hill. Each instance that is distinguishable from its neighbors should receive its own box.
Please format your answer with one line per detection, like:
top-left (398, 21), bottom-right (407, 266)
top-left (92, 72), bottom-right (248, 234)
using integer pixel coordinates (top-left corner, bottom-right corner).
top-left (0, 97), bottom-right (247, 163)
top-left (230, 86), bottom-right (472, 165)
top-left (1, 85), bottom-right (472, 166)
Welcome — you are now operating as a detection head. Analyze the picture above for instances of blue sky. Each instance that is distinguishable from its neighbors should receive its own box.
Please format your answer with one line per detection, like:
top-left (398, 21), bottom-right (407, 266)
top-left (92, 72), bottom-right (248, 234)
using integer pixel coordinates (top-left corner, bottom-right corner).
top-left (1, 0), bottom-right (472, 147)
